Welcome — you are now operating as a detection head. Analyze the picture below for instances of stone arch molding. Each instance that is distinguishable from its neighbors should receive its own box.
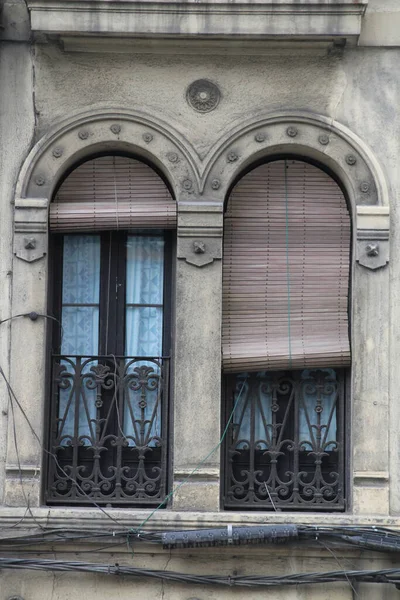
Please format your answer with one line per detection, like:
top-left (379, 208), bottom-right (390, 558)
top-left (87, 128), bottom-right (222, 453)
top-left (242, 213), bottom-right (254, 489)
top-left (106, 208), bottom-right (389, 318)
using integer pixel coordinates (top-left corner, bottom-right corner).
top-left (201, 111), bottom-right (390, 271)
top-left (14, 109), bottom-right (389, 270)
top-left (13, 108), bottom-right (199, 263)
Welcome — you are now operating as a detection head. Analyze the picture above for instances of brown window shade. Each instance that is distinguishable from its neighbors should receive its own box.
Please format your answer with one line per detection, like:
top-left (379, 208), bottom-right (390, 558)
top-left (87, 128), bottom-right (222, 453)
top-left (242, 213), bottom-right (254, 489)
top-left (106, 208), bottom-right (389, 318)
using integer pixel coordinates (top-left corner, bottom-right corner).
top-left (49, 156), bottom-right (176, 231)
top-left (222, 159), bottom-right (351, 373)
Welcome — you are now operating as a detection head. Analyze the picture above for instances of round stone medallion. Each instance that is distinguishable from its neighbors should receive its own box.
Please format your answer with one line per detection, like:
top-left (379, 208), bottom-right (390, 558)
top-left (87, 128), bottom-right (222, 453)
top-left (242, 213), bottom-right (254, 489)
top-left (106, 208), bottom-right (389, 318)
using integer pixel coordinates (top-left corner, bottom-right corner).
top-left (186, 79), bottom-right (221, 113)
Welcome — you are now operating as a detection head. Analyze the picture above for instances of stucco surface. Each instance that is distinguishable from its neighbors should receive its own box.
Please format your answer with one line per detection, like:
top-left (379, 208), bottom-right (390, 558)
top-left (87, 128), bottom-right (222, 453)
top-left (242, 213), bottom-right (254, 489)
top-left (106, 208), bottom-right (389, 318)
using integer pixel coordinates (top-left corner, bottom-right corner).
top-left (33, 44), bottom-right (348, 155)
top-left (2, 2), bottom-right (400, 598)
top-left (0, 41), bottom-right (35, 503)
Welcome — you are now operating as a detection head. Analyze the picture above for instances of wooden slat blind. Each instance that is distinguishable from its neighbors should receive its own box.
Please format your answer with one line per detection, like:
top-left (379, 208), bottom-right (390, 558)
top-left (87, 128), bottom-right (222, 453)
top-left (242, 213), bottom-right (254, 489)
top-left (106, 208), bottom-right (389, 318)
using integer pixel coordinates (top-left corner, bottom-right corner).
top-left (222, 159), bottom-right (351, 373)
top-left (49, 156), bottom-right (176, 231)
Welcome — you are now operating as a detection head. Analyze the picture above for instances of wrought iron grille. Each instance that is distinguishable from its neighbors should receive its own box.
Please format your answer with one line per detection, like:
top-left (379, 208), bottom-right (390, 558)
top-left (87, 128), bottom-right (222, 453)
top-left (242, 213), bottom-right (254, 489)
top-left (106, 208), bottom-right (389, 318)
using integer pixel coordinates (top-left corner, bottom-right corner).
top-left (46, 355), bottom-right (170, 506)
top-left (224, 369), bottom-right (345, 510)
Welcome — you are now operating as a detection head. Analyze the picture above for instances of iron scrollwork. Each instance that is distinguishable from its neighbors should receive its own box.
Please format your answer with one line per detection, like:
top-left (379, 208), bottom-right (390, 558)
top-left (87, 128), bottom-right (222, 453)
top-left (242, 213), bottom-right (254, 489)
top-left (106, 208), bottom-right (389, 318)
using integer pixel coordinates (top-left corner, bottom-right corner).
top-left (224, 369), bottom-right (345, 511)
top-left (46, 355), bottom-right (170, 506)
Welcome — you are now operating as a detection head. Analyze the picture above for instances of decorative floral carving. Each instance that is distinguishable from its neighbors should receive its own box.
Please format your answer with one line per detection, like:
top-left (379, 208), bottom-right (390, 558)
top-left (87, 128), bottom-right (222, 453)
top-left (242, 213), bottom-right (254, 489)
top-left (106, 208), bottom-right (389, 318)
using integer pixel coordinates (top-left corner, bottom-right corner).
top-left (366, 243), bottom-right (379, 257)
top-left (360, 181), bottom-right (370, 193)
top-left (255, 132), bottom-right (266, 143)
top-left (167, 152), bottom-right (179, 163)
top-left (346, 154), bottom-right (357, 166)
top-left (35, 176), bottom-right (45, 186)
top-left (78, 130), bottom-right (89, 140)
top-left (193, 241), bottom-right (206, 254)
top-left (110, 124), bottom-right (121, 134)
top-left (24, 237), bottom-right (36, 250)
top-left (52, 147), bottom-right (63, 158)
top-left (211, 178), bottom-right (221, 190)
top-left (182, 178), bottom-right (193, 192)
top-left (286, 126), bottom-right (298, 138)
top-left (186, 79), bottom-right (221, 113)
top-left (142, 132), bottom-right (153, 143)
top-left (227, 151), bottom-right (238, 163)
top-left (318, 134), bottom-right (330, 145)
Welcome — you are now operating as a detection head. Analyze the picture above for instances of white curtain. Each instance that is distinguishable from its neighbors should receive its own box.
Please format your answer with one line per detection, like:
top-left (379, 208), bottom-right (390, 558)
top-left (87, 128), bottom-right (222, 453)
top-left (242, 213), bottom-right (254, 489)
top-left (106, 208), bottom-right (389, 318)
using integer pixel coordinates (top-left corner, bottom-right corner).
top-left (124, 235), bottom-right (164, 444)
top-left (59, 235), bottom-right (100, 444)
top-left (234, 369), bottom-right (337, 451)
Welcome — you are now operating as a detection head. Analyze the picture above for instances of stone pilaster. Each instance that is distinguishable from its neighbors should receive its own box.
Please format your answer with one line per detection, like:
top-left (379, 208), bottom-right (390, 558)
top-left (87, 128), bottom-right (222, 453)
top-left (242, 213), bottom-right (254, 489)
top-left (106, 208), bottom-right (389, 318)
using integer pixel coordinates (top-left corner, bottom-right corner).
top-left (172, 200), bottom-right (223, 511)
top-left (4, 198), bottom-right (49, 506)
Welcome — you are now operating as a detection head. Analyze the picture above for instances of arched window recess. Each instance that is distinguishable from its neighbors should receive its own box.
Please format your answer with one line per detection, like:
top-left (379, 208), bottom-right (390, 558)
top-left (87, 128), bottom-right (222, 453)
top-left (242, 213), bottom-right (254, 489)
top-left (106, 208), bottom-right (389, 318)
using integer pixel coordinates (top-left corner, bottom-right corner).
top-left (45, 154), bottom-right (175, 507)
top-left (222, 157), bottom-right (351, 511)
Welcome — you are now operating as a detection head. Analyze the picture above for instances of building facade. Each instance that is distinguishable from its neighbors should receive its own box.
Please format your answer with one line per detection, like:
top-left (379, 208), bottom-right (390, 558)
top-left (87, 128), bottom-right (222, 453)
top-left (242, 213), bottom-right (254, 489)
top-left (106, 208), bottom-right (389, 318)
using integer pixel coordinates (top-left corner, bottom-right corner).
top-left (1, 0), bottom-right (400, 597)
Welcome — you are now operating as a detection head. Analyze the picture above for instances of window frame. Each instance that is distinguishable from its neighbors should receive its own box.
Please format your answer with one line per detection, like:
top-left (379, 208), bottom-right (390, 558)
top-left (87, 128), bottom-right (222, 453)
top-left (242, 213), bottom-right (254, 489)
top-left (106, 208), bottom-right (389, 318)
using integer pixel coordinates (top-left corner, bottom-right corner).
top-left (44, 229), bottom-right (174, 507)
top-left (221, 155), bottom-right (353, 512)
top-left (222, 368), bottom-right (350, 511)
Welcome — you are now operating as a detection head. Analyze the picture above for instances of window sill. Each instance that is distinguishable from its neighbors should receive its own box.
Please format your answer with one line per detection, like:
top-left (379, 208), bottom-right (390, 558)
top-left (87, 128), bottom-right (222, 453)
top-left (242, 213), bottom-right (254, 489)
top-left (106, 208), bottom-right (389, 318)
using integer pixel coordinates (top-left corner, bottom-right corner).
top-left (0, 506), bottom-right (398, 532)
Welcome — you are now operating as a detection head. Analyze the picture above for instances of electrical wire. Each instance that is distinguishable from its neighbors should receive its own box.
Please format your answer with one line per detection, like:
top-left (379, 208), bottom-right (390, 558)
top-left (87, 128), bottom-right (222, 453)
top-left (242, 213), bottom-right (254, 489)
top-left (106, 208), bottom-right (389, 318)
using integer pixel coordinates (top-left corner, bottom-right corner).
top-left (0, 362), bottom-right (247, 534)
top-left (0, 364), bottom-right (124, 528)
top-left (0, 557), bottom-right (400, 590)
top-left (131, 376), bottom-right (248, 533)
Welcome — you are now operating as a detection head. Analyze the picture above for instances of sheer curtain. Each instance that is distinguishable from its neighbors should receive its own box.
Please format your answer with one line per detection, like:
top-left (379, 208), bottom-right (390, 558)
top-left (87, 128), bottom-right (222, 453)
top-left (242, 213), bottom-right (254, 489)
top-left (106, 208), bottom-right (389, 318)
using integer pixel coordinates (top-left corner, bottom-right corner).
top-left (124, 235), bottom-right (164, 444)
top-left (298, 368), bottom-right (337, 451)
top-left (59, 235), bottom-right (100, 443)
top-left (233, 369), bottom-right (337, 452)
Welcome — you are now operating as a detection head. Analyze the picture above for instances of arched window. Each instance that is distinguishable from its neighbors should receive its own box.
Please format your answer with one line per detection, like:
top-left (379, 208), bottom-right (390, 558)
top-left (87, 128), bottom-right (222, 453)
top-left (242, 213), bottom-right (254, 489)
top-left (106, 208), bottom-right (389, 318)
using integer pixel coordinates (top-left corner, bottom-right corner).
top-left (46, 155), bottom-right (175, 507)
top-left (222, 158), bottom-right (351, 511)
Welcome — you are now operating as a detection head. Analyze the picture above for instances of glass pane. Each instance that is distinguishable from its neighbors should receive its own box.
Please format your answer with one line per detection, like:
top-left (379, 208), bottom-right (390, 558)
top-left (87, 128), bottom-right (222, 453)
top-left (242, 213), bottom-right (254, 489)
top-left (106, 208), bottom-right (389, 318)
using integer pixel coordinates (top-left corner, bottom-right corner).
top-left (299, 368), bottom-right (337, 451)
top-left (60, 235), bottom-right (100, 447)
top-left (233, 373), bottom-right (272, 449)
top-left (126, 306), bottom-right (163, 357)
top-left (123, 359), bottom-right (162, 446)
top-left (61, 306), bottom-right (99, 356)
top-left (126, 236), bottom-right (164, 305)
top-left (226, 369), bottom-right (342, 508)
top-left (62, 235), bottom-right (100, 304)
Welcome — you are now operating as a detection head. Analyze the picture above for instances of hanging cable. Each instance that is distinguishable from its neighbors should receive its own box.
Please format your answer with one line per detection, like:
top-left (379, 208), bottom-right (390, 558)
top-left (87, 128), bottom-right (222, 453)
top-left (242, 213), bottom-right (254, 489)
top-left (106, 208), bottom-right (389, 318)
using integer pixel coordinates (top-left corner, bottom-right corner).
top-left (284, 159), bottom-right (293, 368)
top-left (131, 375), bottom-right (248, 533)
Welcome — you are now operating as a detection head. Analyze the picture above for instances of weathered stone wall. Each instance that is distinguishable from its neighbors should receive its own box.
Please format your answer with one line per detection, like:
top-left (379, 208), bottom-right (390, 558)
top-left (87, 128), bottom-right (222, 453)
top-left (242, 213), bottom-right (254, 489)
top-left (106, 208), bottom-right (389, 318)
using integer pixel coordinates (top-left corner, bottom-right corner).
top-left (1, 1), bottom-right (400, 598)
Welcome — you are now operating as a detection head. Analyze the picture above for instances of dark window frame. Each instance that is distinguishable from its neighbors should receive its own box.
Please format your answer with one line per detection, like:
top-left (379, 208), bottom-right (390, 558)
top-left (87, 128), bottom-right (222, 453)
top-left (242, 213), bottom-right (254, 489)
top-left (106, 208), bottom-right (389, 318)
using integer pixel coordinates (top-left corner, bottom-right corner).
top-left (44, 229), bottom-right (173, 508)
top-left (222, 368), bottom-right (348, 512)
top-left (221, 155), bottom-right (352, 512)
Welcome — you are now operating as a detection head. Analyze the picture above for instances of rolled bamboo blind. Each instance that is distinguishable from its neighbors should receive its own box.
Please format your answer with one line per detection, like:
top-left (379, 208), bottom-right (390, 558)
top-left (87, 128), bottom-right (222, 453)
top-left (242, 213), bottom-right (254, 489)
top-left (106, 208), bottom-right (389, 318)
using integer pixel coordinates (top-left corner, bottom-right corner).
top-left (222, 159), bottom-right (351, 373)
top-left (49, 156), bottom-right (176, 231)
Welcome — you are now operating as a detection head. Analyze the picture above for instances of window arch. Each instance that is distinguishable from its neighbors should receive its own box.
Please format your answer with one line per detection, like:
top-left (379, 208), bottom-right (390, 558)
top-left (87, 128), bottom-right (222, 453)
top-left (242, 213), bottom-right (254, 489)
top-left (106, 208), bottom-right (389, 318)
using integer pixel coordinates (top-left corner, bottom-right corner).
top-left (222, 158), bottom-right (351, 511)
top-left (45, 155), bottom-right (174, 507)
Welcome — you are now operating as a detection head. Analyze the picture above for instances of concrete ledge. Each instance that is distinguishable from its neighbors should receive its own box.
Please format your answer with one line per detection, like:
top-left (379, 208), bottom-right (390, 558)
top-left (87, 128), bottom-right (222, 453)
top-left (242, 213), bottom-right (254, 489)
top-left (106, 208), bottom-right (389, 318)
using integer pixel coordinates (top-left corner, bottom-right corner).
top-left (28, 0), bottom-right (367, 43)
top-left (0, 507), bottom-right (398, 531)
top-left (359, 12), bottom-right (400, 47)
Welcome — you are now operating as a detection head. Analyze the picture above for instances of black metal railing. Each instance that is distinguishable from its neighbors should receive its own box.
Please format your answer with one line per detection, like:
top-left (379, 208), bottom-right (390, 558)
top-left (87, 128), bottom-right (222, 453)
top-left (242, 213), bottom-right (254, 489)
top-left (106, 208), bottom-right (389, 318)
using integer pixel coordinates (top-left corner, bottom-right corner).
top-left (224, 369), bottom-right (345, 510)
top-left (46, 355), bottom-right (170, 506)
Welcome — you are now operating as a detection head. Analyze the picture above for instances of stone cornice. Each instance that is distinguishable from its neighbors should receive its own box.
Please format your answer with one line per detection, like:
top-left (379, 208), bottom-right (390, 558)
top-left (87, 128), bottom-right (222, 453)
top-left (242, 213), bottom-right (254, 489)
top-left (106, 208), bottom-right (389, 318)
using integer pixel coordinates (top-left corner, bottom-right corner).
top-left (28, 0), bottom-right (368, 43)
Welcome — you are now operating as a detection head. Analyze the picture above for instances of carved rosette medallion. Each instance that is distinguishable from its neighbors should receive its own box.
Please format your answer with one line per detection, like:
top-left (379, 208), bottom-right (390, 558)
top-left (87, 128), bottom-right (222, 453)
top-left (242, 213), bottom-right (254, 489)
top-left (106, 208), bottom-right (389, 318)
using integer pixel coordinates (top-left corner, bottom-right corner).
top-left (78, 130), bottom-right (89, 140)
top-left (110, 124), bottom-right (121, 134)
top-left (286, 126), bottom-right (298, 138)
top-left (186, 79), bottom-right (221, 113)
top-left (52, 147), bottom-right (63, 158)
top-left (255, 132), bottom-right (266, 143)
top-left (167, 152), bottom-right (179, 163)
top-left (227, 151), bottom-right (238, 163)
top-left (182, 178), bottom-right (194, 192)
top-left (318, 134), bottom-right (330, 145)
top-left (346, 154), bottom-right (357, 166)
top-left (142, 132), bottom-right (153, 143)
